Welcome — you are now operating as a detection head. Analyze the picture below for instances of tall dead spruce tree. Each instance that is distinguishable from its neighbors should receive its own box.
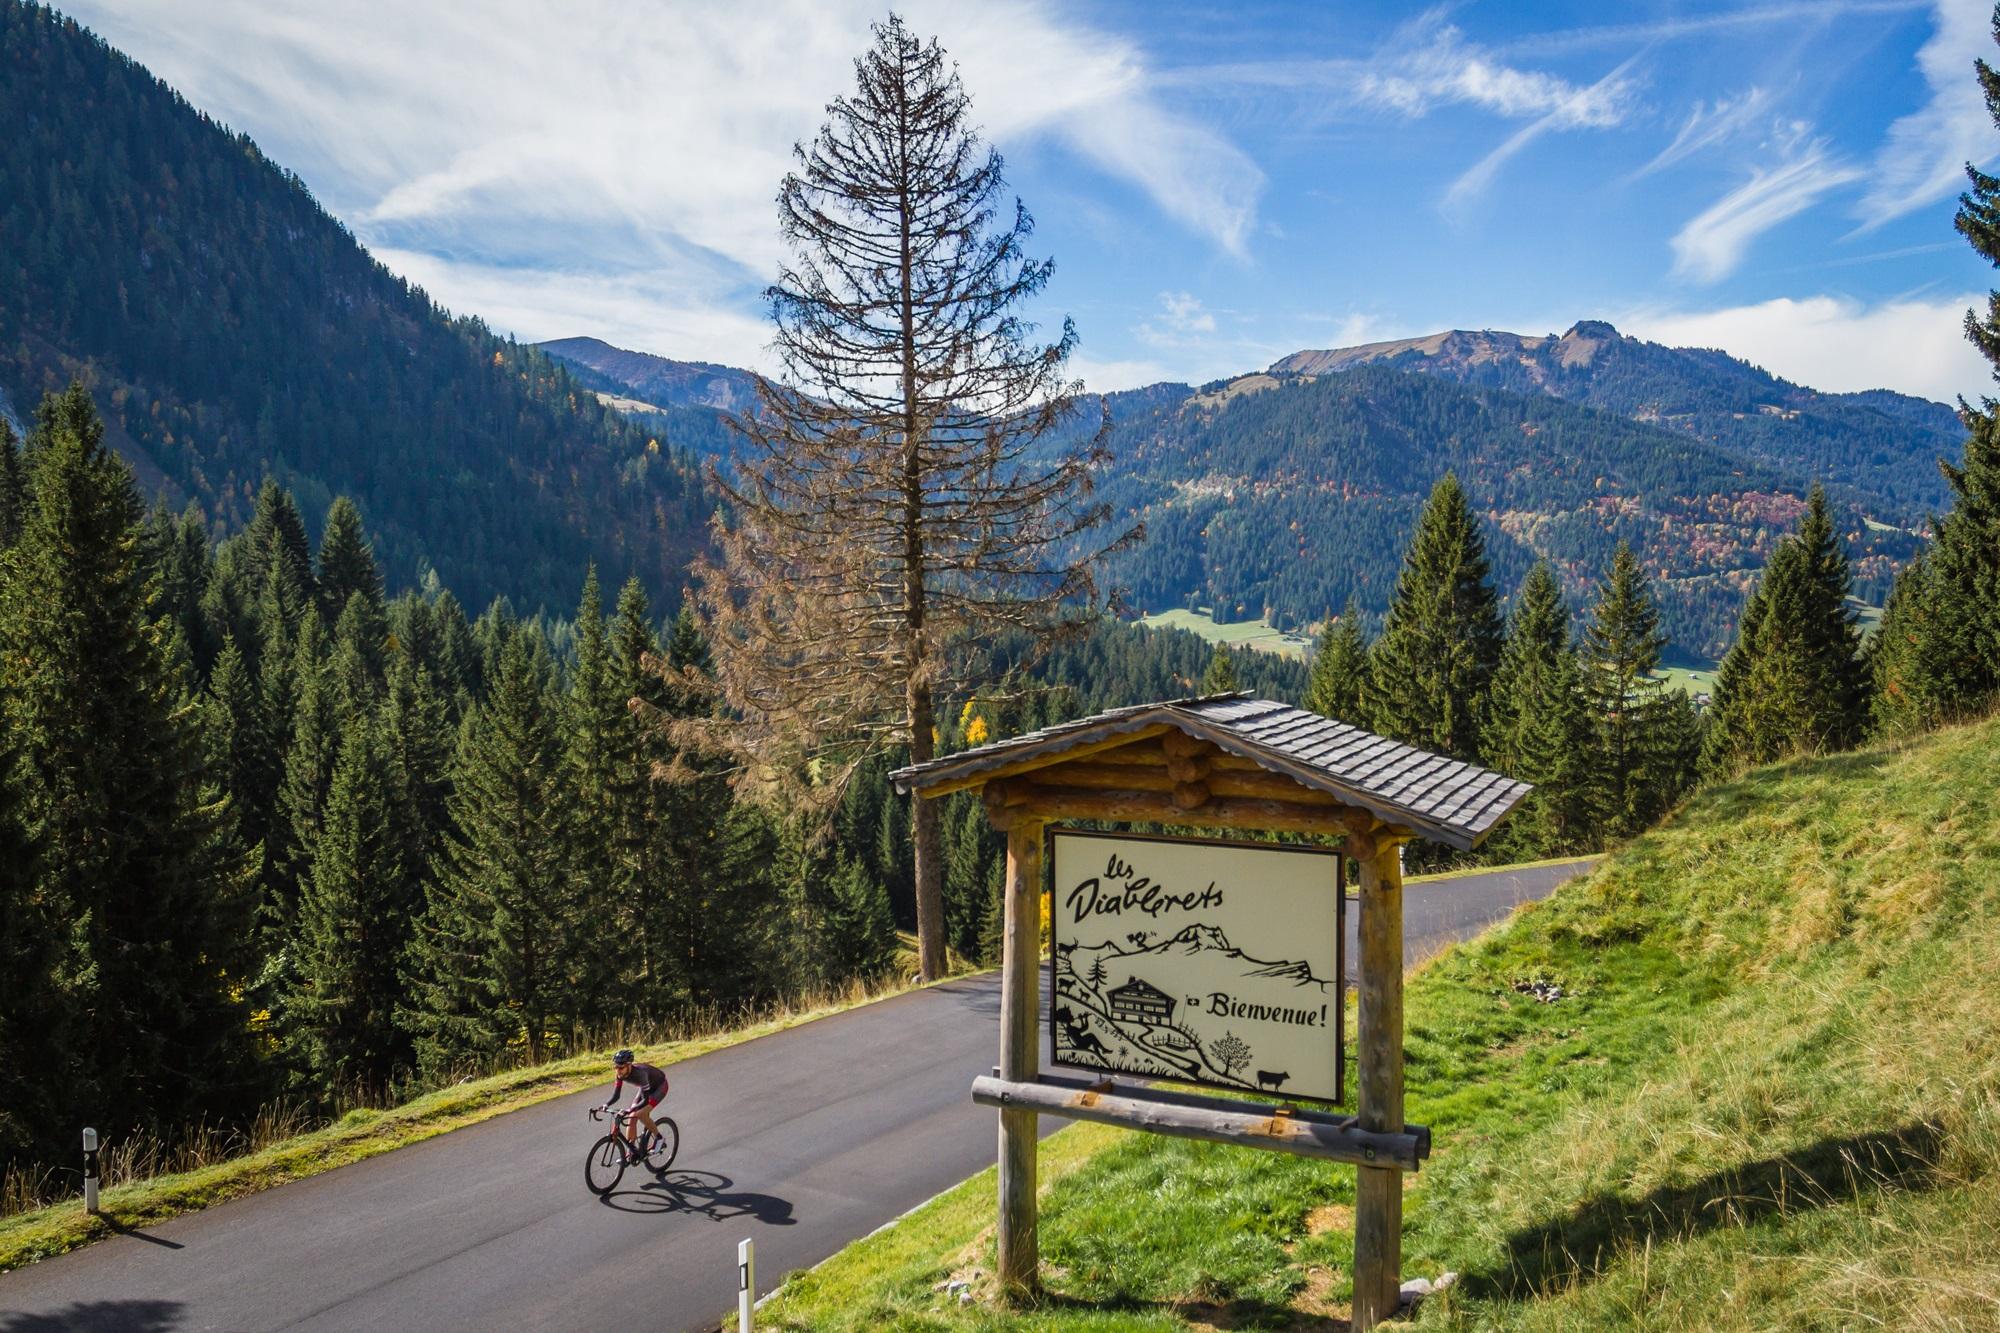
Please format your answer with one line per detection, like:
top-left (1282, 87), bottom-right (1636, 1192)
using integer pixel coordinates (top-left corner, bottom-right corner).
top-left (695, 17), bottom-right (1129, 982)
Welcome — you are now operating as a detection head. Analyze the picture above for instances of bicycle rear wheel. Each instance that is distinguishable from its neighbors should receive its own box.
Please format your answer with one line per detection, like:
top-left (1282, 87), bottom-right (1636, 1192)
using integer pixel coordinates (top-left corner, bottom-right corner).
top-left (647, 1118), bottom-right (679, 1172)
top-left (585, 1133), bottom-right (629, 1196)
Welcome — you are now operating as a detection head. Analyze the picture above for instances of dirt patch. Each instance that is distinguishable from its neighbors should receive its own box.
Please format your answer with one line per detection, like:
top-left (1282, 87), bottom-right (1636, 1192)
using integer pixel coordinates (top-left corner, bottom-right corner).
top-left (1305, 1202), bottom-right (1354, 1234)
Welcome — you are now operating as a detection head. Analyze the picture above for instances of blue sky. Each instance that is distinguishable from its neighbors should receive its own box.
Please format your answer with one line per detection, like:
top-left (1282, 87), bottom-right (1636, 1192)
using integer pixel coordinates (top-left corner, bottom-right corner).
top-left (61, 0), bottom-right (2000, 403)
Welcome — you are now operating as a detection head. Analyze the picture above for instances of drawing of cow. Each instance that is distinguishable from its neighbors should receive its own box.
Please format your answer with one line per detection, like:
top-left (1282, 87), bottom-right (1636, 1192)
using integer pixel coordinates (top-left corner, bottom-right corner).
top-left (1255, 1069), bottom-right (1290, 1091)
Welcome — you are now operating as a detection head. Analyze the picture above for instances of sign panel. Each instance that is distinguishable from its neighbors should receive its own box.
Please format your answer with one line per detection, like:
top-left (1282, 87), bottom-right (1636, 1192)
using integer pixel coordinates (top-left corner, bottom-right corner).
top-left (1048, 829), bottom-right (1344, 1104)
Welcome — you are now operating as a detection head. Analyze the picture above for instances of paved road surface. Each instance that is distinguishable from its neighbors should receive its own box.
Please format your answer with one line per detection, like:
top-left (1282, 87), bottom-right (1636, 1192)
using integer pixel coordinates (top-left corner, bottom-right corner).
top-left (0, 859), bottom-right (1592, 1332)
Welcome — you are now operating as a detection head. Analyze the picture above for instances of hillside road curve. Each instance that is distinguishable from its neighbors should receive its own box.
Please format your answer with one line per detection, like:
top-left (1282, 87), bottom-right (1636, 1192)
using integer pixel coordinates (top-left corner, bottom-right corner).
top-left (0, 857), bottom-right (1593, 1332)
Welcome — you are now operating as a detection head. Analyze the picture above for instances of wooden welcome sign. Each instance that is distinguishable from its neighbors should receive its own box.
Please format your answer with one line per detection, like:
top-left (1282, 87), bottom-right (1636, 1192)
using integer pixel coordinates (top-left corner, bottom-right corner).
top-left (892, 694), bottom-right (1528, 1331)
top-left (1049, 830), bottom-right (1344, 1104)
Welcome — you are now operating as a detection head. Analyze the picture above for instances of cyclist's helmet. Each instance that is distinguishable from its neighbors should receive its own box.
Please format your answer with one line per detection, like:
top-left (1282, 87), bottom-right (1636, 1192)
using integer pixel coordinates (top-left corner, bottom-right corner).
top-left (613, 1049), bottom-right (634, 1066)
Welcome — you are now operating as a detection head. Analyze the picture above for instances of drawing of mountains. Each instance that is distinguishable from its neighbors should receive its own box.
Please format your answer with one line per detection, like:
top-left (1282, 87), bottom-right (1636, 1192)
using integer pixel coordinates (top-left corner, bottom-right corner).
top-left (1066, 923), bottom-right (1330, 992)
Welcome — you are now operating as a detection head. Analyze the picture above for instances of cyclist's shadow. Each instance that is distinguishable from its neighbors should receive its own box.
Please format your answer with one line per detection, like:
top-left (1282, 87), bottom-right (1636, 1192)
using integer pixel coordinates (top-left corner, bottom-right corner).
top-left (599, 1169), bottom-right (796, 1226)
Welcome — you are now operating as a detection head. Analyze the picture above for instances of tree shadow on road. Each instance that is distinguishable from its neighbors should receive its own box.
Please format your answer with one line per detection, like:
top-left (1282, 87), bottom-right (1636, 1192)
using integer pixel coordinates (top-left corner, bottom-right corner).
top-left (0, 1300), bottom-right (184, 1332)
top-left (598, 1168), bottom-right (797, 1226)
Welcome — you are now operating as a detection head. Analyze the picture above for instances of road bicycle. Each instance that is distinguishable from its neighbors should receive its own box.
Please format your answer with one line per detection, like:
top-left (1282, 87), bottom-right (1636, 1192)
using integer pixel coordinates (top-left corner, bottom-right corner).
top-left (585, 1105), bottom-right (680, 1196)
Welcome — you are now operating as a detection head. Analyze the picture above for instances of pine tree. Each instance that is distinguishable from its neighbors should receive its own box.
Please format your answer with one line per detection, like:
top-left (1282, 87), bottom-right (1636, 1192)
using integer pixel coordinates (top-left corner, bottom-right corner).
top-left (1365, 473), bottom-right (1504, 762)
top-left (1704, 490), bottom-right (1869, 770)
top-left (823, 855), bottom-right (899, 980)
top-left (328, 591), bottom-right (389, 726)
top-left (204, 635), bottom-right (276, 875)
top-left (943, 791), bottom-right (993, 960)
top-left (0, 419), bottom-right (25, 549)
top-left (1582, 542), bottom-right (1685, 837)
top-left (0, 666), bottom-right (50, 1172)
top-left (244, 478), bottom-right (316, 623)
top-left (1484, 563), bottom-right (1596, 856)
top-left (406, 629), bottom-right (575, 1071)
top-left (1304, 598), bottom-right (1370, 725)
top-left (1875, 21), bottom-right (2000, 721)
top-left (315, 496), bottom-right (383, 625)
top-left (286, 718), bottom-right (411, 1095)
top-left (0, 384), bottom-right (256, 1156)
top-left (561, 568), bottom-right (624, 1027)
top-left (1202, 643), bottom-right (1241, 693)
top-left (692, 15), bottom-right (1132, 984)
top-left (1870, 552), bottom-right (1954, 732)
top-left (273, 614), bottom-right (336, 944)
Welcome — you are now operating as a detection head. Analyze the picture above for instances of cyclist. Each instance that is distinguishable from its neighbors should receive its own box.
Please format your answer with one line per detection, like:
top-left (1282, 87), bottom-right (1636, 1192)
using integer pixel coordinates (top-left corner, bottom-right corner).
top-left (596, 1049), bottom-right (669, 1156)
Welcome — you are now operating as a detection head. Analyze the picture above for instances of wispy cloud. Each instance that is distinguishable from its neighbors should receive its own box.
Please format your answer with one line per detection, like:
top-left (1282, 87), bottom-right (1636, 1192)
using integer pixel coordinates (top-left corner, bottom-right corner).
top-left (1354, 11), bottom-right (1635, 125)
top-left (1857, 0), bottom-right (1999, 227)
top-left (1627, 87), bottom-right (1775, 182)
top-left (59, 0), bottom-right (1263, 366)
top-left (1620, 292), bottom-right (1988, 403)
top-left (1670, 140), bottom-right (1863, 282)
top-left (1496, 1), bottom-right (1923, 58)
top-left (1446, 55), bottom-right (1641, 214)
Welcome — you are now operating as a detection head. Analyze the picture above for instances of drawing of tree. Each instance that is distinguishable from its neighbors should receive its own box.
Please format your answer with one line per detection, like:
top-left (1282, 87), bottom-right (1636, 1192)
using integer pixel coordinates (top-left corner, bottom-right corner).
top-left (1087, 957), bottom-right (1108, 989)
top-left (1211, 1031), bottom-right (1253, 1080)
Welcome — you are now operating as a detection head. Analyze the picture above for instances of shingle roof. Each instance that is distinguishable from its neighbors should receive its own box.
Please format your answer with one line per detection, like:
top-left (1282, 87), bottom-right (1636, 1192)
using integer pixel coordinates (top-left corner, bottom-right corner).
top-left (890, 693), bottom-right (1530, 850)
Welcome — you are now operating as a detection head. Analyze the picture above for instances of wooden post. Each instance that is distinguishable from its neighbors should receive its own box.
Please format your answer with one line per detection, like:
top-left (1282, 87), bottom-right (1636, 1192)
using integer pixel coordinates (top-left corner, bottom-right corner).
top-left (1353, 838), bottom-right (1405, 1330)
top-left (997, 815), bottom-right (1045, 1296)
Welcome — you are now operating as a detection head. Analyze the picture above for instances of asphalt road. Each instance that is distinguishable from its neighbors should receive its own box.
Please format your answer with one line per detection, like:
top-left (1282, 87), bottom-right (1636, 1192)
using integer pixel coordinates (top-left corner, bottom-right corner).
top-left (0, 858), bottom-right (1592, 1333)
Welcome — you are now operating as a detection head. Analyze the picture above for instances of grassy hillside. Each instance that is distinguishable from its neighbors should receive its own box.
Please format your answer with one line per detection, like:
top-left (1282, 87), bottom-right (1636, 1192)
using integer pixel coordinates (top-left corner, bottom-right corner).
top-left (752, 714), bottom-right (2000, 1330)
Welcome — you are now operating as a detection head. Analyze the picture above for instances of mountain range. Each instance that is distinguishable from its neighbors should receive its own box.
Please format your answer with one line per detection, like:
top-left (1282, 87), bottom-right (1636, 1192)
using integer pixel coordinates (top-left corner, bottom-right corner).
top-left (559, 326), bottom-right (1949, 659)
top-left (2, 1), bottom-right (1965, 662)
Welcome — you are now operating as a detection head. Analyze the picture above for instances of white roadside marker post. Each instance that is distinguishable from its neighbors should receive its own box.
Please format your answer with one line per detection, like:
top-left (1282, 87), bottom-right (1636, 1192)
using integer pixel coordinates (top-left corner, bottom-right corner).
top-left (737, 1237), bottom-right (755, 1331)
top-left (82, 1127), bottom-right (100, 1214)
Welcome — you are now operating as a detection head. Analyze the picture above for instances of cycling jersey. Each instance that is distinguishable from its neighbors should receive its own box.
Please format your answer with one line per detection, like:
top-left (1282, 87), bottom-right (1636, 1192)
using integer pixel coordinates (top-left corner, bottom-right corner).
top-left (604, 1062), bottom-right (668, 1111)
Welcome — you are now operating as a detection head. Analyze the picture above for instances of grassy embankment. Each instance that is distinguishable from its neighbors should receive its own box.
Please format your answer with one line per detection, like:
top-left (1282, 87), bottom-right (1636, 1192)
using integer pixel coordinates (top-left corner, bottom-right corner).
top-left (0, 972), bottom-right (926, 1274)
top-left (751, 714), bottom-right (2000, 1330)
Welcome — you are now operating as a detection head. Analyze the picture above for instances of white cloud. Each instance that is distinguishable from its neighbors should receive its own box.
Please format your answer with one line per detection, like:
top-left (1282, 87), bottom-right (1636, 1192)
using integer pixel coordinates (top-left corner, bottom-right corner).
top-left (1628, 87), bottom-right (1775, 181)
top-left (1620, 293), bottom-right (1990, 403)
top-left (1354, 12), bottom-right (1634, 126)
top-left (59, 0), bottom-right (1262, 364)
top-left (1670, 142), bottom-right (1864, 282)
top-left (1858, 0), bottom-right (1998, 227)
top-left (1446, 55), bottom-right (1641, 213)
top-left (1068, 353), bottom-right (1182, 394)
top-left (373, 249), bottom-right (779, 375)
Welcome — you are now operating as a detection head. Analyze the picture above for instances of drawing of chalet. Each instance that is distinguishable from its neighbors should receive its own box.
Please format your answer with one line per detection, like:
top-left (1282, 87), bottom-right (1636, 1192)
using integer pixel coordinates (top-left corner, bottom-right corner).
top-left (1108, 977), bottom-right (1175, 1026)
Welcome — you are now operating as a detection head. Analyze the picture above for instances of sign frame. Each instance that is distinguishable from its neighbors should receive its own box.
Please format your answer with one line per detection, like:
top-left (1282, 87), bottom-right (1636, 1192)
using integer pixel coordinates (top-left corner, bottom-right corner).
top-left (1045, 826), bottom-right (1346, 1107)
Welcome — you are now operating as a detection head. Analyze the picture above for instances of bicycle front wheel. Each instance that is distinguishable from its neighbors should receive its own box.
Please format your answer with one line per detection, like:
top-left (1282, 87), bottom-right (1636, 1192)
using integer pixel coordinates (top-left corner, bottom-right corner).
top-left (585, 1133), bottom-right (628, 1196)
top-left (648, 1118), bottom-right (679, 1172)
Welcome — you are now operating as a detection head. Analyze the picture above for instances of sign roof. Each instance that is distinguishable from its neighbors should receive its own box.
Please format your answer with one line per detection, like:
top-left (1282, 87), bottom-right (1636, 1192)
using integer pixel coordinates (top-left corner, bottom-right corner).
top-left (890, 693), bottom-right (1530, 850)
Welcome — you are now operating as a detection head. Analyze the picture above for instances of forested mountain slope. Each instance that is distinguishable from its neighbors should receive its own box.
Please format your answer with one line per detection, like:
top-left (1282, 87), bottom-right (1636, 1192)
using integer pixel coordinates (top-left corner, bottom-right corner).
top-left (538, 337), bottom-right (763, 415)
top-left (1272, 321), bottom-right (1963, 517)
top-left (0, 1), bottom-right (709, 612)
top-left (1088, 365), bottom-right (1924, 660)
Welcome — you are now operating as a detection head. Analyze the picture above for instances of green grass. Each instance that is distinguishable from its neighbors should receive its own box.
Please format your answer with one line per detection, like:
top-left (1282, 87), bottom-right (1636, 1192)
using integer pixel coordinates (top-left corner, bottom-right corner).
top-left (1651, 665), bottom-right (1718, 698)
top-left (1137, 609), bottom-right (1314, 661)
top-left (751, 715), bottom-right (2000, 1330)
top-left (0, 978), bottom-right (916, 1274)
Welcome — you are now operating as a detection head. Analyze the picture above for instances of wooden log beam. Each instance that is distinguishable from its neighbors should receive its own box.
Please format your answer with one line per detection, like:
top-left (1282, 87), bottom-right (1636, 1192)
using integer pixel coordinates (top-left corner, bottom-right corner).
top-left (994, 782), bottom-right (1380, 839)
top-left (1160, 729), bottom-right (1214, 759)
top-left (986, 760), bottom-right (1356, 808)
top-left (1165, 752), bottom-right (1212, 783)
top-left (1353, 837), bottom-right (1409, 1331)
top-left (996, 816), bottom-right (1045, 1298)
top-left (972, 1076), bottom-right (1427, 1170)
top-left (1171, 780), bottom-right (1211, 810)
